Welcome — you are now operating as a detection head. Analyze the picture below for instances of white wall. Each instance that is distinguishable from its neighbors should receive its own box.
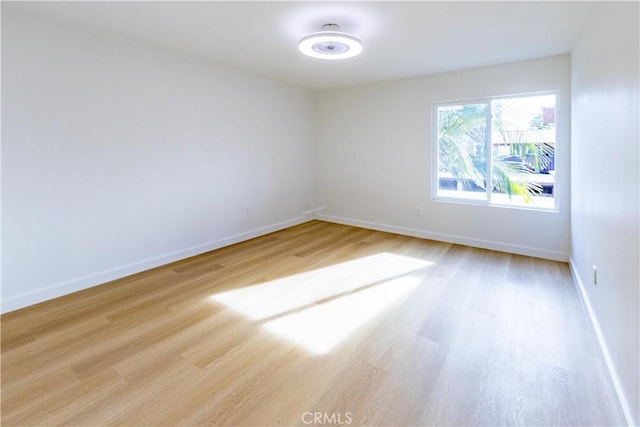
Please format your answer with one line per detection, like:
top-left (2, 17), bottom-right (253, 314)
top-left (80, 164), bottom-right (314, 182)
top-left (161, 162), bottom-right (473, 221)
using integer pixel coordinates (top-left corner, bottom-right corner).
top-left (1, 10), bottom-right (316, 313)
top-left (316, 56), bottom-right (571, 261)
top-left (570, 2), bottom-right (639, 425)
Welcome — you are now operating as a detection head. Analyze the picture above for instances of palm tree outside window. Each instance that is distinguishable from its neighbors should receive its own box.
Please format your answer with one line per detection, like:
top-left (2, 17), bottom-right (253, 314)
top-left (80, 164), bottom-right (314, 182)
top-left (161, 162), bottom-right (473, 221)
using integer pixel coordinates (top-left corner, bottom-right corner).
top-left (434, 93), bottom-right (557, 210)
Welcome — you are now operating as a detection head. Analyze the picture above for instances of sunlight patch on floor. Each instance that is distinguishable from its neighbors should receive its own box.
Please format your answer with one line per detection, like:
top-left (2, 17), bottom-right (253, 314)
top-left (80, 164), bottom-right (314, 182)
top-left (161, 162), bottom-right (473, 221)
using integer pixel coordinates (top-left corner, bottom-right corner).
top-left (263, 274), bottom-right (423, 354)
top-left (209, 252), bottom-right (432, 354)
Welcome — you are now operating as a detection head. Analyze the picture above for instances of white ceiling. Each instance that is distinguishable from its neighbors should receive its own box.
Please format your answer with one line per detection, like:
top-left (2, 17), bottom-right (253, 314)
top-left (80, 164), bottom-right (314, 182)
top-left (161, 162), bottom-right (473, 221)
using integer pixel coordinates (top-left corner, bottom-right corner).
top-left (5, 1), bottom-right (592, 90)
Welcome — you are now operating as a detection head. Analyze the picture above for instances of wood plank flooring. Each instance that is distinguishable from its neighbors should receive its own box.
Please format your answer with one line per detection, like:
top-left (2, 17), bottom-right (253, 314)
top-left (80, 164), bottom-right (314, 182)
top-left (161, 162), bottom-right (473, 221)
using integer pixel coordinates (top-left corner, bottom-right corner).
top-left (1, 220), bottom-right (623, 426)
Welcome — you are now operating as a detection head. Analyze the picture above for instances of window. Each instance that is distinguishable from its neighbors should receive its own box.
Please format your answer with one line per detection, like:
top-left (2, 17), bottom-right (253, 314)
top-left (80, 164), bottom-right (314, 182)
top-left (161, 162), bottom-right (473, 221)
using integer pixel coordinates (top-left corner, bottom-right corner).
top-left (434, 93), bottom-right (557, 210)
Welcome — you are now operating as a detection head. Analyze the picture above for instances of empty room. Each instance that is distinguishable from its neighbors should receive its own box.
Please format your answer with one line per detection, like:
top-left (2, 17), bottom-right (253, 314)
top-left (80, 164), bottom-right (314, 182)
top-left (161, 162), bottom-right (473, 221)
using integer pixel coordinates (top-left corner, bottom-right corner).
top-left (1, 1), bottom-right (638, 426)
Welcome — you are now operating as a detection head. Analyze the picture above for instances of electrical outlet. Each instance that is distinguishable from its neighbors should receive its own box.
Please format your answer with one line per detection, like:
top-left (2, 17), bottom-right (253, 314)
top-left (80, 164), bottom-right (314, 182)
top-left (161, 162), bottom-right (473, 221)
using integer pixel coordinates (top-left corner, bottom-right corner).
top-left (415, 207), bottom-right (422, 216)
top-left (245, 208), bottom-right (249, 216)
top-left (592, 265), bottom-right (598, 285)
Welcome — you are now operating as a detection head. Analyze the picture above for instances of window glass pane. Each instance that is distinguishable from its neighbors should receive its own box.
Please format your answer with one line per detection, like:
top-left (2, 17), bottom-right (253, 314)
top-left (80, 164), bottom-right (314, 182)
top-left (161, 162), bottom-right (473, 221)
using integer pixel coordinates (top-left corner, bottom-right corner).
top-left (490, 95), bottom-right (556, 209)
top-left (437, 103), bottom-right (488, 200)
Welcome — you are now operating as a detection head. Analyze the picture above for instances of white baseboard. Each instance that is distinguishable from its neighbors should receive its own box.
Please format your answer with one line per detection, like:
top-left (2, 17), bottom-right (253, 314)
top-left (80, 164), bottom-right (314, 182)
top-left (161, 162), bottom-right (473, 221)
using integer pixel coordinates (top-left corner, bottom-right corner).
top-left (317, 214), bottom-right (568, 262)
top-left (569, 259), bottom-right (634, 426)
top-left (300, 206), bottom-right (327, 217)
top-left (1, 216), bottom-right (312, 314)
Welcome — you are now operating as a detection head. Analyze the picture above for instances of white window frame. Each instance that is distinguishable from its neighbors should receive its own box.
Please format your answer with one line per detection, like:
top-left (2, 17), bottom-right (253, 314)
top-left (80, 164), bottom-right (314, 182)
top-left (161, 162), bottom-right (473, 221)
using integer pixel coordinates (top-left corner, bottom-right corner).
top-left (431, 91), bottom-right (559, 212)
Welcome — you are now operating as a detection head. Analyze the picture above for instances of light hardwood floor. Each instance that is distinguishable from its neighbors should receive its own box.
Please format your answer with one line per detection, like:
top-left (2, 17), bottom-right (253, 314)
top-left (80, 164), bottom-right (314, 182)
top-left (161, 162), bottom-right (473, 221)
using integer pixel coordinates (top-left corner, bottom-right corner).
top-left (1, 221), bottom-right (623, 426)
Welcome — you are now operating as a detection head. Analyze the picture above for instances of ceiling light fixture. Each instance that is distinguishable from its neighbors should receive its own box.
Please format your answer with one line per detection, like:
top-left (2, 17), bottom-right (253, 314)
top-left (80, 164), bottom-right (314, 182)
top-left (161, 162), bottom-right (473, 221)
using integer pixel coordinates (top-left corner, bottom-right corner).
top-left (298, 24), bottom-right (363, 60)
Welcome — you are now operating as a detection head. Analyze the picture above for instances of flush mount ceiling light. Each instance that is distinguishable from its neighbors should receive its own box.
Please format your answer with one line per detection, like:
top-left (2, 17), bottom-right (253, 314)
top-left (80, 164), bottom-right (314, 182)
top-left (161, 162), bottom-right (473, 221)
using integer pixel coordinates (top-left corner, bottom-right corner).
top-left (298, 24), bottom-right (363, 60)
